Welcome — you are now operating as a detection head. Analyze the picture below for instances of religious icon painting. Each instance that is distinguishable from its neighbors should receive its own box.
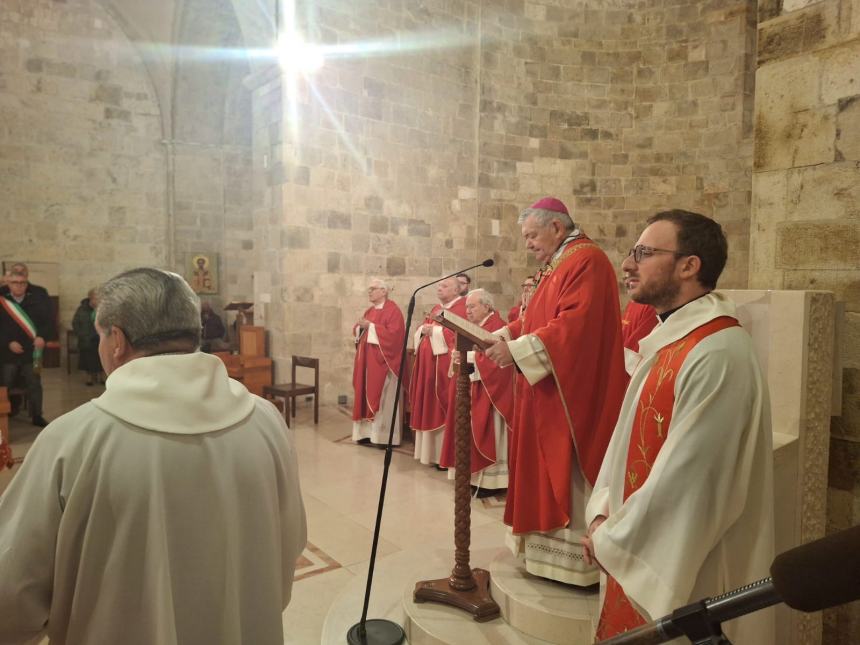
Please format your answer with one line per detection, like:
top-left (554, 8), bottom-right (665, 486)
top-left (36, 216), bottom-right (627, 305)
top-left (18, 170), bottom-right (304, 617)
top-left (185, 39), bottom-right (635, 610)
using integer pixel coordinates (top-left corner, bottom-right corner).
top-left (186, 252), bottom-right (219, 295)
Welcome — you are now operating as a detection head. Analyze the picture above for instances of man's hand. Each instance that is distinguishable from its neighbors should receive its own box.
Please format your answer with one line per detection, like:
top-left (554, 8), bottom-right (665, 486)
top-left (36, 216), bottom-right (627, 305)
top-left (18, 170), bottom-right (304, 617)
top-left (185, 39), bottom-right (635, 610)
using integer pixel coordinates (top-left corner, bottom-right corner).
top-left (9, 341), bottom-right (24, 354)
top-left (420, 324), bottom-right (434, 336)
top-left (357, 318), bottom-right (370, 330)
top-left (34, 336), bottom-right (45, 350)
top-left (484, 338), bottom-right (513, 368)
top-left (581, 515), bottom-right (607, 569)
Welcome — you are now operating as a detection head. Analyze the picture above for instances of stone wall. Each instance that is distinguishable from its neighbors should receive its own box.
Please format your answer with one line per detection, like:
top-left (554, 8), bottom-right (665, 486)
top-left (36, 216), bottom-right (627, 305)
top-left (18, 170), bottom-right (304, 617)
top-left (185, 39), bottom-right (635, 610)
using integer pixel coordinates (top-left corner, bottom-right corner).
top-left (255, 0), bottom-right (759, 401)
top-left (751, 0), bottom-right (860, 642)
top-left (248, 0), bottom-right (482, 397)
top-left (476, 0), bottom-right (758, 304)
top-left (0, 0), bottom-right (167, 328)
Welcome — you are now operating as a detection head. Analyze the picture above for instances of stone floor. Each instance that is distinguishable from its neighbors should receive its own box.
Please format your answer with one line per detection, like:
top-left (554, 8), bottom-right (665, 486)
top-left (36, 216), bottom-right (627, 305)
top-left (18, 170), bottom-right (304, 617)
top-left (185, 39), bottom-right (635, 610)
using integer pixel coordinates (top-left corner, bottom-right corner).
top-left (1, 367), bottom-right (511, 644)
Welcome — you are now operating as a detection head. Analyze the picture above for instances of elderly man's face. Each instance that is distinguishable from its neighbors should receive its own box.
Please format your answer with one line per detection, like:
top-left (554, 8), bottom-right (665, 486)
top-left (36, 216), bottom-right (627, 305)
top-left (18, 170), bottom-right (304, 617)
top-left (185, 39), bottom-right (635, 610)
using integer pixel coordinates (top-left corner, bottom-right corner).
top-left (367, 284), bottom-right (387, 305)
top-left (465, 294), bottom-right (491, 323)
top-left (521, 215), bottom-right (567, 265)
top-left (436, 278), bottom-right (458, 304)
top-left (7, 275), bottom-right (28, 299)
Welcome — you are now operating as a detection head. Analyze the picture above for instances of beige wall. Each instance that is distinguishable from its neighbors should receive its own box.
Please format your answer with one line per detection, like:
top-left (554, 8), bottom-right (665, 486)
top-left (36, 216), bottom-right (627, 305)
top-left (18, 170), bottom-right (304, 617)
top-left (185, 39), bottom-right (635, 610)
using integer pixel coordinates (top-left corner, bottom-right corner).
top-left (0, 0), bottom-right (167, 327)
top-left (752, 0), bottom-right (860, 642)
top-left (251, 0), bottom-right (759, 401)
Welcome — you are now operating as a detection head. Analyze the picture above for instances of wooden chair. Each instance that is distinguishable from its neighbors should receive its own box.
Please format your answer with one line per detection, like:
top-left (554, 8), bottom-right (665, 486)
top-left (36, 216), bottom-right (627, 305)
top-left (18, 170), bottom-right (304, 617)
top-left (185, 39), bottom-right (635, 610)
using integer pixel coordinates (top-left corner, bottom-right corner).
top-left (263, 356), bottom-right (319, 428)
top-left (66, 329), bottom-right (79, 374)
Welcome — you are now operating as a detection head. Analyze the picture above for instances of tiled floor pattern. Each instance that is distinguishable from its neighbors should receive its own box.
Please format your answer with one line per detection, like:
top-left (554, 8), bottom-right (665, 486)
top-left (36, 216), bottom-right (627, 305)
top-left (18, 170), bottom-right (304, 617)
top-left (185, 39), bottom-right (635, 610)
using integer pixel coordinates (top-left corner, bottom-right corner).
top-left (1, 368), bottom-right (512, 644)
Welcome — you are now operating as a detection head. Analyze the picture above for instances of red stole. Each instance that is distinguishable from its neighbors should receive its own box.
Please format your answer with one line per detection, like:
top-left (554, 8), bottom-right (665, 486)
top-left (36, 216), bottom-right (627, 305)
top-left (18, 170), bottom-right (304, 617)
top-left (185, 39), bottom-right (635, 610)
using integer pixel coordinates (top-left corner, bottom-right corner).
top-left (352, 299), bottom-right (405, 422)
top-left (504, 238), bottom-right (627, 533)
top-left (408, 296), bottom-right (467, 431)
top-left (439, 311), bottom-right (515, 472)
top-left (595, 316), bottom-right (740, 640)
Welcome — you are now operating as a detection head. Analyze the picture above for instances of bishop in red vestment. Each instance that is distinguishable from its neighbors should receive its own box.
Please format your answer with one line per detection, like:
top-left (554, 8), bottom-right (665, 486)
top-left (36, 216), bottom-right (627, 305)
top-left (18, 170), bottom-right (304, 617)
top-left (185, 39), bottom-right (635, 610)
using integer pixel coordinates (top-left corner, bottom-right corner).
top-left (485, 197), bottom-right (627, 585)
top-left (439, 289), bottom-right (515, 493)
top-left (408, 277), bottom-right (467, 465)
top-left (352, 279), bottom-right (405, 445)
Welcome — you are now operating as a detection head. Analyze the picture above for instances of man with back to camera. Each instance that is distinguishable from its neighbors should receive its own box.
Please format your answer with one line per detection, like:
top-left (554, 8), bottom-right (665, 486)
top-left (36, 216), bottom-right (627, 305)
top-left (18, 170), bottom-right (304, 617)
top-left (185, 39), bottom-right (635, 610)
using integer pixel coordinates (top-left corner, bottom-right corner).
top-left (0, 268), bottom-right (307, 645)
top-left (582, 210), bottom-right (774, 643)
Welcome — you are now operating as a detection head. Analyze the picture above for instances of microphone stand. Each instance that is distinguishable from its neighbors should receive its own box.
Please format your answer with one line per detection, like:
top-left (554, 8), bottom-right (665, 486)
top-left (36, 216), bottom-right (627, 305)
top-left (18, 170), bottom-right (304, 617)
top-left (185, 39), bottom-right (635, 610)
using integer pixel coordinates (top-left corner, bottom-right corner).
top-left (347, 260), bottom-right (494, 645)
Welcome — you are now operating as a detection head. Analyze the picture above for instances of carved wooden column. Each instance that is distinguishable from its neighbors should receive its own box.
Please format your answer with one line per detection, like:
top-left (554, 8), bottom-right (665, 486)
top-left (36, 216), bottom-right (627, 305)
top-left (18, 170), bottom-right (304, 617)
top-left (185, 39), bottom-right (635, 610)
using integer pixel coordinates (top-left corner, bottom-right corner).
top-left (413, 335), bottom-right (500, 621)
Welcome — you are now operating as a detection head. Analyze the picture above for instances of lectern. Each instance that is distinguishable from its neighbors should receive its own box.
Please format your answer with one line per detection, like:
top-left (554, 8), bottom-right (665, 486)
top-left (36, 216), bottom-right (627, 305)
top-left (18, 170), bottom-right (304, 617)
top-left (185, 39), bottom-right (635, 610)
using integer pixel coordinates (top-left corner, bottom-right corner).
top-left (412, 312), bottom-right (501, 621)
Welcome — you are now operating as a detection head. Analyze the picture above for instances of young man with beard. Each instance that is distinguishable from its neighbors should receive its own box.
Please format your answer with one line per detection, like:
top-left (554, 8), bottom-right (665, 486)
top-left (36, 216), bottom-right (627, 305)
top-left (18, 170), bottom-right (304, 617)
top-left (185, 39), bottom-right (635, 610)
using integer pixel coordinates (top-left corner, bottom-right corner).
top-left (582, 210), bottom-right (774, 643)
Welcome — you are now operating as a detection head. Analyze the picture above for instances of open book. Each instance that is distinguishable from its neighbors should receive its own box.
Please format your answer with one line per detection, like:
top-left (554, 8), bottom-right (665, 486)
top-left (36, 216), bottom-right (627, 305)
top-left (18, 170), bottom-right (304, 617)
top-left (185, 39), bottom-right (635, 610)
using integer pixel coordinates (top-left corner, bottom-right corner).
top-left (433, 309), bottom-right (498, 350)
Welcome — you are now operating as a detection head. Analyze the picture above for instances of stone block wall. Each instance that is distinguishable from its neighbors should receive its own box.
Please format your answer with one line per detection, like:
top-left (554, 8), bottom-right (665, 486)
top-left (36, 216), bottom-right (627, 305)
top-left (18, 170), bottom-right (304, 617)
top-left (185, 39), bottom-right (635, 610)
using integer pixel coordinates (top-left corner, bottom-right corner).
top-left (0, 0), bottom-right (167, 328)
top-left (475, 0), bottom-right (758, 304)
top-left (248, 0), bottom-right (483, 397)
top-left (751, 0), bottom-right (860, 642)
top-left (255, 0), bottom-right (760, 401)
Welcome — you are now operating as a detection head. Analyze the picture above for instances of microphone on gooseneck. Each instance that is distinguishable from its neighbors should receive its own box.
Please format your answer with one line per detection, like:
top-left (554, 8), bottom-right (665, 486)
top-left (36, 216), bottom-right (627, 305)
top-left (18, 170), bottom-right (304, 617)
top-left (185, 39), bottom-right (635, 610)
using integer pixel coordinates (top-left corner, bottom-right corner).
top-left (596, 524), bottom-right (860, 644)
top-left (347, 258), bottom-right (496, 645)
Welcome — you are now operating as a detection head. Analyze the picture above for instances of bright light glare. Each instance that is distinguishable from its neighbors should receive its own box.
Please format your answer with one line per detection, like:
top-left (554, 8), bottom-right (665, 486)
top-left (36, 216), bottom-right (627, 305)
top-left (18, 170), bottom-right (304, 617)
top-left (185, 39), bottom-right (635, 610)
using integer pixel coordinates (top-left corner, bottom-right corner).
top-left (277, 34), bottom-right (324, 74)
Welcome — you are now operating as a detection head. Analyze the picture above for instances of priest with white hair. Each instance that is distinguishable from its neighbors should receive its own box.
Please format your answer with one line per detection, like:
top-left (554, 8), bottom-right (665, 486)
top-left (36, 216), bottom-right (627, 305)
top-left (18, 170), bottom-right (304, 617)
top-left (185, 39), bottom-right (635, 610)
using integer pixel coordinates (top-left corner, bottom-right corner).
top-left (440, 288), bottom-right (514, 495)
top-left (352, 278), bottom-right (405, 446)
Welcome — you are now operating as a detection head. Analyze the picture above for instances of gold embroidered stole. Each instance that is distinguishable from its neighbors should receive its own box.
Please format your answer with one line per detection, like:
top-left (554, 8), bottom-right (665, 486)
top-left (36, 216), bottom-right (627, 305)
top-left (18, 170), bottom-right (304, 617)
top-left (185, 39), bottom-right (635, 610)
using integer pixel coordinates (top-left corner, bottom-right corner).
top-left (595, 315), bottom-right (740, 640)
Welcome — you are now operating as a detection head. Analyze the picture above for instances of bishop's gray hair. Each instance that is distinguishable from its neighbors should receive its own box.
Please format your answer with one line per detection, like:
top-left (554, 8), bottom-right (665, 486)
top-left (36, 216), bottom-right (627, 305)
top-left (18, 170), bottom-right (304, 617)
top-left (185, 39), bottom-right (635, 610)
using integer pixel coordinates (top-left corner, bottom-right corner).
top-left (96, 268), bottom-right (201, 351)
top-left (517, 207), bottom-right (576, 233)
top-left (467, 288), bottom-right (495, 310)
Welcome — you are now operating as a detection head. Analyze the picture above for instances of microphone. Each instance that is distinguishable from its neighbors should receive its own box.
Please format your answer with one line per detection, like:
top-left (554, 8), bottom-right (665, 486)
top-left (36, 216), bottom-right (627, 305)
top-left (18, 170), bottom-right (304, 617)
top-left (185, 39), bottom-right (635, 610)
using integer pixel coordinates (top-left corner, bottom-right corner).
top-left (347, 259), bottom-right (496, 645)
top-left (408, 259), bottom-right (494, 295)
top-left (597, 524), bottom-right (860, 644)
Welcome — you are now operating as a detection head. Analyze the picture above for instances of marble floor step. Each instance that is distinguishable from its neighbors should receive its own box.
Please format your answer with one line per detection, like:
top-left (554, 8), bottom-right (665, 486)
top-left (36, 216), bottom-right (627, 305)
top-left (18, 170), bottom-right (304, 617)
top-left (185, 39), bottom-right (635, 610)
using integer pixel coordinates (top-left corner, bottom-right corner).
top-left (489, 549), bottom-right (599, 644)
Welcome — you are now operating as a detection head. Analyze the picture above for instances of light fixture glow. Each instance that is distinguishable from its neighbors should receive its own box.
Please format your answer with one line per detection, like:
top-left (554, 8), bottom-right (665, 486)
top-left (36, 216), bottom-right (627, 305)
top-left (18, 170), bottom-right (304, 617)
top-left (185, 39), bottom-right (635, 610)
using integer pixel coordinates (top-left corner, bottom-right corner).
top-left (277, 34), bottom-right (324, 75)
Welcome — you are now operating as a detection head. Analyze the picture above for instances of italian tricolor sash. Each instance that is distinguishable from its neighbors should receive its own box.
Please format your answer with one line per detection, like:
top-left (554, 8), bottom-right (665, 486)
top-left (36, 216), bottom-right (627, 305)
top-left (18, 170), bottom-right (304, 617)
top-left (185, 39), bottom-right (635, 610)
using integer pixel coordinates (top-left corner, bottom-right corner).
top-left (595, 315), bottom-right (740, 640)
top-left (1, 297), bottom-right (37, 340)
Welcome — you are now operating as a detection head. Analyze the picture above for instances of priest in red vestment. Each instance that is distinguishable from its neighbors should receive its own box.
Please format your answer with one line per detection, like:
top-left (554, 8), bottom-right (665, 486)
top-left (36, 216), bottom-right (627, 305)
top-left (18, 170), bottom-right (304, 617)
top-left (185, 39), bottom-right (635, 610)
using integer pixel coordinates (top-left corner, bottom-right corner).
top-left (352, 279), bottom-right (405, 446)
top-left (620, 300), bottom-right (657, 375)
top-left (507, 275), bottom-right (535, 323)
top-left (484, 196), bottom-right (627, 585)
top-left (439, 289), bottom-right (514, 495)
top-left (408, 277), bottom-right (467, 465)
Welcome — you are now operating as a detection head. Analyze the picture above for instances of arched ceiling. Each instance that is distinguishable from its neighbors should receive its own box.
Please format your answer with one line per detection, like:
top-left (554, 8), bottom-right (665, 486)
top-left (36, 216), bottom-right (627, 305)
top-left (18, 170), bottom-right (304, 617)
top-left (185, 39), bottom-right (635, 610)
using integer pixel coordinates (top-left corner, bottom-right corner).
top-left (97, 0), bottom-right (275, 140)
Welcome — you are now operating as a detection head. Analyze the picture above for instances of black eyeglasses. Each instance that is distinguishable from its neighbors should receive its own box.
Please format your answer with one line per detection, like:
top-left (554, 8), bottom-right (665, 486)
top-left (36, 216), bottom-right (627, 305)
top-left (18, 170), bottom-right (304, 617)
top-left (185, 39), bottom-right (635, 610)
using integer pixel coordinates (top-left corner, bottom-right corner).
top-left (627, 245), bottom-right (686, 263)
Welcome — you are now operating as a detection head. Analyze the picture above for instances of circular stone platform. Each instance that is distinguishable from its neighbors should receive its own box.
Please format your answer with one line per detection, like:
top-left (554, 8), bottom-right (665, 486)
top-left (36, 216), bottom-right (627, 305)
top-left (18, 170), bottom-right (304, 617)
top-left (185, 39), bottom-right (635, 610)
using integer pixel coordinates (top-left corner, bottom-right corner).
top-left (489, 549), bottom-right (599, 643)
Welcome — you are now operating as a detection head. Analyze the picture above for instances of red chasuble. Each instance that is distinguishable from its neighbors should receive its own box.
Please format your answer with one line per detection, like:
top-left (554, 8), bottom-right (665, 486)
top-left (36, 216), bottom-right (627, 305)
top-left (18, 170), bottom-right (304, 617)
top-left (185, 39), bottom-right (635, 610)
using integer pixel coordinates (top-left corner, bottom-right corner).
top-left (507, 305), bottom-right (520, 323)
top-left (504, 238), bottom-right (627, 534)
top-left (595, 315), bottom-right (740, 639)
top-left (408, 296), bottom-right (467, 431)
top-left (352, 299), bottom-right (405, 422)
top-left (621, 301), bottom-right (658, 352)
top-left (439, 311), bottom-right (515, 473)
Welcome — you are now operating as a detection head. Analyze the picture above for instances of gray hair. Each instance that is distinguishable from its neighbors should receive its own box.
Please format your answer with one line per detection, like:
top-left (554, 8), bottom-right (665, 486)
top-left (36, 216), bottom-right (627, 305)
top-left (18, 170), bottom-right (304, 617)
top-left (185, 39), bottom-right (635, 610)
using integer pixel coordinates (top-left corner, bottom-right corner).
top-left (96, 268), bottom-right (201, 351)
top-left (517, 207), bottom-right (576, 233)
top-left (368, 277), bottom-right (390, 291)
top-left (467, 288), bottom-right (495, 310)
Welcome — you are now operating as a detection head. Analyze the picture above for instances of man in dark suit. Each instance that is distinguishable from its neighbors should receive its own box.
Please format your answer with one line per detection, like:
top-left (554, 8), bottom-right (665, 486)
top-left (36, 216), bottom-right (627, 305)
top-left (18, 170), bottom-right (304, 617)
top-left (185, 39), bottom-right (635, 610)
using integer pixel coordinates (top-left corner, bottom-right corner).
top-left (0, 268), bottom-right (53, 426)
top-left (0, 263), bottom-right (48, 298)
